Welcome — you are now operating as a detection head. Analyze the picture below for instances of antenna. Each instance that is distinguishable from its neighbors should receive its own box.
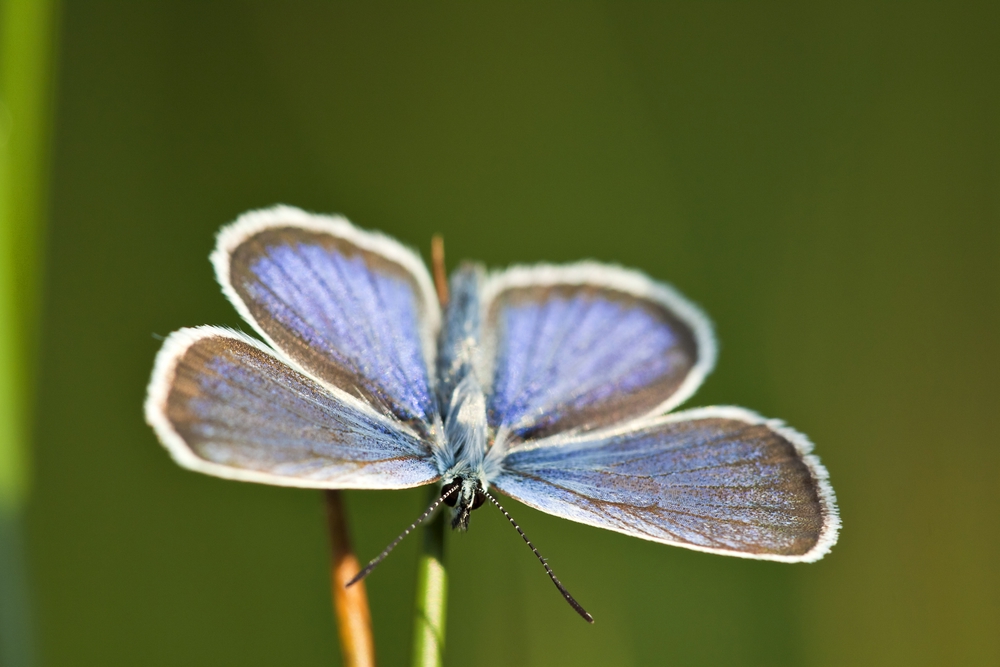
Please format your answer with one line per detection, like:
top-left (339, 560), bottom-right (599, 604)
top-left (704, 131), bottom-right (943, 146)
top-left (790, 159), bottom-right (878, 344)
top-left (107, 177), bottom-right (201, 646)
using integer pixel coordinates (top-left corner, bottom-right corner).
top-left (346, 485), bottom-right (459, 587)
top-left (482, 490), bottom-right (594, 623)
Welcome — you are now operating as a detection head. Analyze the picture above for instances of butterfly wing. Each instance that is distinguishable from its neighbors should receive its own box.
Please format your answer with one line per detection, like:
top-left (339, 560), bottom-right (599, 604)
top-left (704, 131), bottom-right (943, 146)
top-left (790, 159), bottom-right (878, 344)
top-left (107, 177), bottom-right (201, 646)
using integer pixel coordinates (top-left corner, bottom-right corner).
top-left (145, 327), bottom-right (440, 489)
top-left (478, 263), bottom-right (715, 443)
top-left (492, 407), bottom-right (839, 561)
top-left (212, 205), bottom-right (441, 436)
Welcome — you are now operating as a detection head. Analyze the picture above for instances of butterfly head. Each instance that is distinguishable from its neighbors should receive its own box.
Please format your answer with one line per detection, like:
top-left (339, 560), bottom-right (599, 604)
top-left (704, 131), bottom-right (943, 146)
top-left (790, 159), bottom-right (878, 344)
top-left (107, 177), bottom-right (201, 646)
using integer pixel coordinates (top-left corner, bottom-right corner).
top-left (442, 476), bottom-right (486, 531)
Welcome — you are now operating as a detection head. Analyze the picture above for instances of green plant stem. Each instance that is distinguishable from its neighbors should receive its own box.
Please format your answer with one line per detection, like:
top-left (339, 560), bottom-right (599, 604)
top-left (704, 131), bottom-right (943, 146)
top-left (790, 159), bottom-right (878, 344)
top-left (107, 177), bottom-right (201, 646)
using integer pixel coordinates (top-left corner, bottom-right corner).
top-left (0, 0), bottom-right (55, 514)
top-left (0, 2), bottom-right (57, 666)
top-left (411, 487), bottom-right (448, 667)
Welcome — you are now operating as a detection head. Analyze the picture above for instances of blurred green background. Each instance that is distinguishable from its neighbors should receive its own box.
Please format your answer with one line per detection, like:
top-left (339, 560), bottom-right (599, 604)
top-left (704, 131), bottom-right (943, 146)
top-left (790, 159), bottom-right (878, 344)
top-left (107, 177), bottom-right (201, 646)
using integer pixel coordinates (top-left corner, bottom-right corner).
top-left (8, 2), bottom-right (1000, 665)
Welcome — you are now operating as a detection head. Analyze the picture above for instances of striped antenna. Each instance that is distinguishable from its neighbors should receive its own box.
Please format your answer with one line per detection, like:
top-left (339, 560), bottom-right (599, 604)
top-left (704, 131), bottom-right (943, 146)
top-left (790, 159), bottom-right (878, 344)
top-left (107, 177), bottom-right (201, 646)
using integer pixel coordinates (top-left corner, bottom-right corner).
top-left (346, 484), bottom-right (459, 587)
top-left (482, 490), bottom-right (594, 623)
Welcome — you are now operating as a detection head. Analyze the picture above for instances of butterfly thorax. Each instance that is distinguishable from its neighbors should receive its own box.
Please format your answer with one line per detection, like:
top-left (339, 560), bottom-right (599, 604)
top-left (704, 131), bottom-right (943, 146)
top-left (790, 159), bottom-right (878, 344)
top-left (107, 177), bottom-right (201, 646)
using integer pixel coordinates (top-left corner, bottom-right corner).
top-left (438, 374), bottom-right (492, 530)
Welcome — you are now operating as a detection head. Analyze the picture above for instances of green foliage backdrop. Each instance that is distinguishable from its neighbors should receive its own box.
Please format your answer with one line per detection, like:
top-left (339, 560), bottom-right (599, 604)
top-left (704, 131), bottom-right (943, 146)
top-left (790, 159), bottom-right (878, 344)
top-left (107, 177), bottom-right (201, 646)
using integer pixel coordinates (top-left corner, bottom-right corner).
top-left (25, 3), bottom-right (999, 666)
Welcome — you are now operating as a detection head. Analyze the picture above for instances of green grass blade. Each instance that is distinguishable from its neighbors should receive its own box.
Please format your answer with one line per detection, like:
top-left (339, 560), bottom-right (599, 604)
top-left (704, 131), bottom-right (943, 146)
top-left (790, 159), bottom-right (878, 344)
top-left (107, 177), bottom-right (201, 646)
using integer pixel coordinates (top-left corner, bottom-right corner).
top-left (411, 491), bottom-right (448, 667)
top-left (0, 1), bottom-right (58, 665)
top-left (0, 0), bottom-right (56, 512)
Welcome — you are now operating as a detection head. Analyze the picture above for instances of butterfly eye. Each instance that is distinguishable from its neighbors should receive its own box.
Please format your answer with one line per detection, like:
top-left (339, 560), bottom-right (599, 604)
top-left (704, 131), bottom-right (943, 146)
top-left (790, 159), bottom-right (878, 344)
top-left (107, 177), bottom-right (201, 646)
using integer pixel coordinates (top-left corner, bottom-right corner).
top-left (472, 489), bottom-right (486, 510)
top-left (442, 481), bottom-right (461, 507)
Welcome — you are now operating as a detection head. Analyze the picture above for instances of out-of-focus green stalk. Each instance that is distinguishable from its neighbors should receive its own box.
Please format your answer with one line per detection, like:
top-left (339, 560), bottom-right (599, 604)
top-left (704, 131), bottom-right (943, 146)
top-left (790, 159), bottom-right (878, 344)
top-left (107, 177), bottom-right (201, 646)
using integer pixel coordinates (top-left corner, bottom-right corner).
top-left (0, 0), bottom-right (55, 513)
top-left (410, 488), bottom-right (448, 667)
top-left (0, 1), bottom-right (58, 665)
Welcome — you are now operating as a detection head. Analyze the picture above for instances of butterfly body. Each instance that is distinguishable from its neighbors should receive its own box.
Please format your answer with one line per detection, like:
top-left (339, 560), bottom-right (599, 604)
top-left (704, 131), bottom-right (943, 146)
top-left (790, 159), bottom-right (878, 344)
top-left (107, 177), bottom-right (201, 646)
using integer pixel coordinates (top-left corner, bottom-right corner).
top-left (423, 264), bottom-right (500, 530)
top-left (439, 375), bottom-right (490, 530)
top-left (146, 206), bottom-right (840, 612)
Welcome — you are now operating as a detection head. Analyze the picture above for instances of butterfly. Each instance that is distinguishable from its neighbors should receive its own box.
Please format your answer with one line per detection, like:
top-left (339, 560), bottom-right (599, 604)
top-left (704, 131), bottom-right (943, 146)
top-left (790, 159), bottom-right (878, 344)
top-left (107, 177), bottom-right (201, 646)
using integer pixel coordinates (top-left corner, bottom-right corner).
top-left (145, 205), bottom-right (839, 623)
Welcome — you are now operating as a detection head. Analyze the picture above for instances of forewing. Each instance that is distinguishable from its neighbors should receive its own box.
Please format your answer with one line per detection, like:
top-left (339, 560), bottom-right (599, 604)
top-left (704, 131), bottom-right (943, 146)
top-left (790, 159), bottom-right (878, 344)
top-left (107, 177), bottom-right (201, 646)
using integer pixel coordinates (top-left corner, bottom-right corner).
top-left (492, 407), bottom-right (839, 561)
top-left (144, 327), bottom-right (440, 489)
top-left (480, 264), bottom-right (715, 441)
top-left (213, 206), bottom-right (440, 433)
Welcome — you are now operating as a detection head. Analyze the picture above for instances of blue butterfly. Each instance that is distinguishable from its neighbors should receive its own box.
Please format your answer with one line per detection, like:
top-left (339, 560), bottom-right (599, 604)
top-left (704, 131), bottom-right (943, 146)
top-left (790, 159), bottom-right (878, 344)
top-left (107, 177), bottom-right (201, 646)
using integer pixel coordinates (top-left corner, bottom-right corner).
top-left (145, 206), bottom-right (839, 622)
